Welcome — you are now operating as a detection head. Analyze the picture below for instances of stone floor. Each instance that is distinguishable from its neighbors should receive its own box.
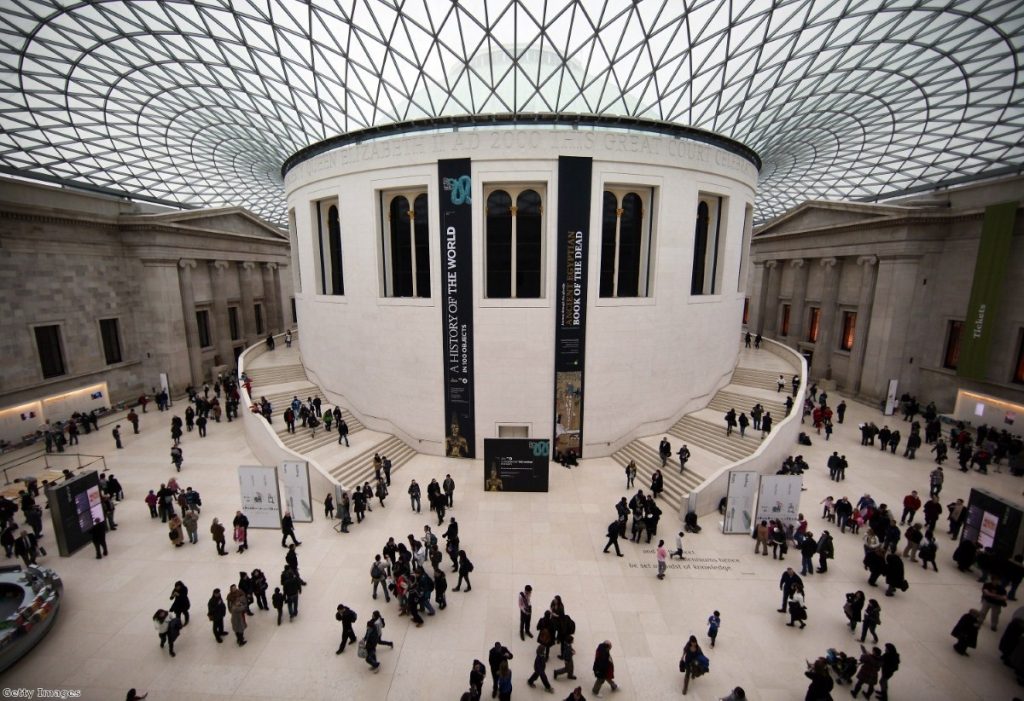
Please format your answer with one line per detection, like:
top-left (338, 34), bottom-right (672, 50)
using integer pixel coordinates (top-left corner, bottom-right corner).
top-left (0, 374), bottom-right (1021, 699)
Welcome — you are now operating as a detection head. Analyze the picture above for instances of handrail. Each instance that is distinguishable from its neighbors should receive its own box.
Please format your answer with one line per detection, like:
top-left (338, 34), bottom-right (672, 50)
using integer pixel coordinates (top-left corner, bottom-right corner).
top-left (2, 453), bottom-right (107, 485)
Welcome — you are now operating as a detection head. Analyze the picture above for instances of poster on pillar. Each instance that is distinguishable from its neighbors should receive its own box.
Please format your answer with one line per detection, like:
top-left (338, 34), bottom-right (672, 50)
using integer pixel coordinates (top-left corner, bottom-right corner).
top-left (553, 156), bottom-right (593, 462)
top-left (279, 461), bottom-right (313, 522)
top-left (438, 158), bottom-right (476, 458)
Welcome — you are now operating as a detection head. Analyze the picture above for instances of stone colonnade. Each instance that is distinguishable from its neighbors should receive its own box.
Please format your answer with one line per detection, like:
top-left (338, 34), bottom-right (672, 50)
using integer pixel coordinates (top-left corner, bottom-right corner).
top-left (177, 258), bottom-right (286, 384)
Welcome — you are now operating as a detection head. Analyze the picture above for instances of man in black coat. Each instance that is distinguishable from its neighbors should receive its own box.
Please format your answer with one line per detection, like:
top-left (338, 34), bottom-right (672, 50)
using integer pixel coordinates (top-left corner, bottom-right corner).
top-left (779, 568), bottom-right (803, 612)
top-left (90, 518), bottom-right (108, 559)
top-left (488, 641), bottom-right (514, 697)
top-left (281, 512), bottom-right (301, 547)
top-left (208, 589), bottom-right (227, 643)
top-left (884, 552), bottom-right (906, 596)
top-left (603, 518), bottom-right (624, 556)
top-left (335, 604), bottom-right (358, 653)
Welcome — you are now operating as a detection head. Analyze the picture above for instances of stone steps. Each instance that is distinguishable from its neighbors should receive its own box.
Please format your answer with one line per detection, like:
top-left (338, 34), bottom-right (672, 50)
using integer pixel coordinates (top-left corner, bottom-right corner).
top-left (610, 441), bottom-right (704, 516)
top-left (245, 364), bottom-right (309, 387)
top-left (707, 390), bottom-right (787, 417)
top-left (667, 415), bottom-right (762, 463)
top-left (328, 434), bottom-right (417, 492)
top-left (276, 408), bottom-right (366, 453)
top-left (731, 367), bottom-right (790, 392)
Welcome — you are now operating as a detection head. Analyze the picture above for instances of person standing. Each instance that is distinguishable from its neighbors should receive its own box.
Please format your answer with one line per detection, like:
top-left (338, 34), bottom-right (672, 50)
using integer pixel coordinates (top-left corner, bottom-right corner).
top-left (786, 583), bottom-right (807, 628)
top-left (408, 480), bottom-right (422, 513)
top-left (779, 568), bottom-right (802, 613)
top-left (844, 591), bottom-right (865, 632)
top-left (519, 585), bottom-right (534, 641)
top-left (659, 437), bottom-right (671, 467)
top-left (233, 511), bottom-right (249, 553)
top-left (861, 598), bottom-right (881, 643)
top-left (324, 493), bottom-right (334, 519)
top-left (656, 540), bottom-right (668, 580)
top-left (282, 566), bottom-right (301, 619)
top-left (209, 517), bottom-right (227, 556)
top-left (677, 445), bottom-right (690, 474)
top-left (112, 425), bottom-right (123, 449)
top-left (489, 641), bottom-right (515, 696)
top-left (527, 643), bottom-right (554, 692)
top-left (979, 576), bottom-right (1009, 631)
top-left (338, 418), bottom-right (349, 446)
top-left (153, 609), bottom-right (179, 657)
top-left (900, 491), bottom-right (922, 524)
top-left (90, 518), bottom-right (108, 559)
top-left (851, 646), bottom-right (882, 699)
top-left (230, 595), bottom-right (248, 646)
top-left (761, 412), bottom-right (773, 438)
top-left (591, 640), bottom-right (619, 695)
top-left (169, 581), bottom-right (191, 627)
top-left (878, 643), bottom-right (900, 701)
top-left (127, 409), bottom-right (140, 434)
top-left (182, 508), bottom-right (198, 545)
top-left (625, 460), bottom-right (637, 488)
top-left (281, 511), bottom-right (301, 547)
top-left (208, 588), bottom-right (227, 643)
top-left (929, 467), bottom-right (944, 497)
top-left (836, 400), bottom-right (847, 424)
top-left (443, 474), bottom-right (455, 507)
top-left (196, 414), bottom-right (207, 438)
top-left (271, 587), bottom-right (285, 625)
top-left (335, 603), bottom-right (358, 654)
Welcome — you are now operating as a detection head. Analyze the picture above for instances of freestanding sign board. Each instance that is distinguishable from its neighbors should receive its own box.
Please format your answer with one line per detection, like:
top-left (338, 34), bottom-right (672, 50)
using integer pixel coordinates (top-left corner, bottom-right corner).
top-left (754, 474), bottom-right (803, 536)
top-left (723, 470), bottom-right (760, 534)
top-left (279, 461), bottom-right (313, 522)
top-left (238, 465), bottom-right (282, 528)
top-left (483, 438), bottom-right (550, 492)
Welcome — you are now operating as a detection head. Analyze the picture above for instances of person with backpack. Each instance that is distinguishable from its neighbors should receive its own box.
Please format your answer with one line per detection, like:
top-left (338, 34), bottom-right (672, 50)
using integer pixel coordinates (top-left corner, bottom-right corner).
top-left (335, 603), bottom-right (358, 654)
top-left (680, 635), bottom-right (708, 695)
top-left (370, 555), bottom-right (390, 602)
top-left (362, 619), bottom-right (381, 672)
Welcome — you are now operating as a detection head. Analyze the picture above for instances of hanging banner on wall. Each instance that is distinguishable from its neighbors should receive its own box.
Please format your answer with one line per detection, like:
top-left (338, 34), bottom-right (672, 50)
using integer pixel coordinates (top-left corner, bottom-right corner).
top-left (483, 438), bottom-right (550, 492)
top-left (723, 470), bottom-right (760, 534)
top-left (238, 465), bottom-right (282, 528)
top-left (553, 156), bottom-right (593, 460)
top-left (958, 201), bottom-right (1017, 380)
top-left (279, 461), bottom-right (313, 522)
top-left (754, 474), bottom-right (803, 535)
top-left (438, 158), bottom-right (476, 458)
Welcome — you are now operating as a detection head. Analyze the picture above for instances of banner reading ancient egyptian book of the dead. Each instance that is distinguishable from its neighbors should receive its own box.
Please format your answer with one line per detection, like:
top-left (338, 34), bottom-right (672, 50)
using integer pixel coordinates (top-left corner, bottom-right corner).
top-left (438, 158), bottom-right (476, 458)
top-left (553, 156), bottom-right (593, 460)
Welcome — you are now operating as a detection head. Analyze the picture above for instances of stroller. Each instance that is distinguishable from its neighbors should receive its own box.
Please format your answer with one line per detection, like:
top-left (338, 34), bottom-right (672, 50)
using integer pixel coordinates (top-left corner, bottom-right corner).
top-left (825, 648), bottom-right (857, 685)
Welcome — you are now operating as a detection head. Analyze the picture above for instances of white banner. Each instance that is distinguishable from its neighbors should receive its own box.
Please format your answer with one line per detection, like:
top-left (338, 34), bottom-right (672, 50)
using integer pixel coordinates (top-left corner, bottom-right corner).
top-left (279, 461), bottom-right (313, 523)
top-left (722, 470), bottom-right (760, 534)
top-left (238, 465), bottom-right (282, 528)
top-left (754, 474), bottom-right (803, 535)
top-left (884, 379), bottom-right (899, 416)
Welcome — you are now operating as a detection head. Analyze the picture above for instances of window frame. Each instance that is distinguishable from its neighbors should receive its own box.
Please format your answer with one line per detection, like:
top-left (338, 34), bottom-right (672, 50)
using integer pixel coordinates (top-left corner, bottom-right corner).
top-left (228, 306), bottom-right (240, 341)
top-left (943, 319), bottom-right (963, 371)
top-left (691, 192), bottom-right (729, 296)
top-left (379, 187), bottom-right (431, 298)
top-left (839, 310), bottom-right (857, 352)
top-left (312, 197), bottom-right (344, 296)
top-left (598, 185), bottom-right (656, 298)
top-left (195, 309), bottom-right (212, 349)
top-left (482, 183), bottom-right (547, 300)
top-left (807, 306), bottom-right (822, 343)
top-left (32, 323), bottom-right (66, 379)
top-left (98, 317), bottom-right (123, 365)
top-left (254, 303), bottom-right (264, 336)
top-left (1013, 328), bottom-right (1024, 384)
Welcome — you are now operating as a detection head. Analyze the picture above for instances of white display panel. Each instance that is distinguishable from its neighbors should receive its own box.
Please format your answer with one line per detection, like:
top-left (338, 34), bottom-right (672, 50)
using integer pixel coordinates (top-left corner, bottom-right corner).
top-left (723, 470), bottom-right (760, 534)
top-left (238, 465), bottom-right (282, 529)
top-left (279, 460), bottom-right (313, 523)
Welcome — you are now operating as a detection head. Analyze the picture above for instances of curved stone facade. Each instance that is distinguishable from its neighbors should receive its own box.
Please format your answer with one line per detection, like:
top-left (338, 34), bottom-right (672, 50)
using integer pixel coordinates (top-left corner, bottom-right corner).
top-left (284, 126), bottom-right (759, 457)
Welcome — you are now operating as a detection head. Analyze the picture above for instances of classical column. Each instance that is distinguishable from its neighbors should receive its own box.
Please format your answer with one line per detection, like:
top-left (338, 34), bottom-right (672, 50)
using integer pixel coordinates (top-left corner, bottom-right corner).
top-left (752, 262), bottom-right (767, 334)
top-left (810, 257), bottom-right (840, 379)
top-left (261, 262), bottom-right (280, 335)
top-left (849, 255), bottom-right (879, 394)
top-left (238, 261), bottom-right (257, 345)
top-left (209, 260), bottom-right (234, 365)
top-left (788, 259), bottom-right (809, 342)
top-left (762, 260), bottom-right (781, 338)
top-left (177, 259), bottom-right (204, 385)
top-left (272, 264), bottom-right (288, 330)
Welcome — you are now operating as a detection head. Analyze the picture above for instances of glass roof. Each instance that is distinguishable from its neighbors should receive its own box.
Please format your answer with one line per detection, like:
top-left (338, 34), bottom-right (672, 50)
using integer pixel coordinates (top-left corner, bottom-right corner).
top-left (0, 0), bottom-right (1021, 226)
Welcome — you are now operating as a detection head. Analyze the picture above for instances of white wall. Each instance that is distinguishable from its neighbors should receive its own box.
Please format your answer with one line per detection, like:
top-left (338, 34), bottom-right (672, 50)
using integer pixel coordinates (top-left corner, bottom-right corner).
top-left (286, 128), bottom-right (759, 456)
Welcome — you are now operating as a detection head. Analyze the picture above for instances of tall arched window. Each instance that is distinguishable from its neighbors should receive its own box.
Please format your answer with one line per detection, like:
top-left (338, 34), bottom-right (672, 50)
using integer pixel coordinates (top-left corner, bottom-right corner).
top-left (485, 185), bottom-right (546, 299)
top-left (313, 197), bottom-right (344, 296)
top-left (380, 189), bottom-right (430, 298)
top-left (599, 187), bottom-right (654, 297)
top-left (691, 193), bottom-right (728, 296)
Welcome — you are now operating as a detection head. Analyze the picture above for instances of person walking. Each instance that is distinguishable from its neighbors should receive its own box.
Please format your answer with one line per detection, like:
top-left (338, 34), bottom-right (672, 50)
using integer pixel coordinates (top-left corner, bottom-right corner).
top-left (671, 531), bottom-right (685, 560)
top-left (489, 641), bottom-right (515, 696)
top-left (878, 643), bottom-right (900, 701)
top-left (271, 587), bottom-right (285, 625)
top-left (281, 512), bottom-right (301, 547)
top-left (324, 493), bottom-right (334, 519)
top-left (860, 598), bottom-right (881, 643)
top-left (363, 620), bottom-right (381, 672)
top-left (677, 445), bottom-right (690, 473)
top-left (761, 412), bottom-right (773, 438)
top-left (591, 640), bottom-right (619, 695)
top-left (707, 611), bottom-right (721, 648)
top-left (233, 511), bottom-right (249, 553)
top-left (454, 550), bottom-right (473, 592)
top-left (659, 437), bottom-right (671, 467)
top-left (169, 581), bottom-right (191, 627)
top-left (553, 634), bottom-right (576, 681)
top-left (527, 643), bottom-right (555, 692)
top-left (371, 555), bottom-right (391, 602)
top-left (207, 588), bottom-right (227, 643)
top-left (338, 418), bottom-right (350, 446)
top-left (786, 583), bottom-right (807, 628)
top-left (112, 424), bottom-right (123, 449)
top-left (90, 518), bottom-right (108, 559)
top-left (844, 591), bottom-right (865, 632)
top-left (519, 585), bottom-right (534, 641)
top-left (603, 518), bottom-right (624, 556)
top-left (335, 603), bottom-right (358, 654)
top-left (656, 540), bottom-right (668, 580)
top-left (210, 517), bottom-right (227, 556)
top-left (182, 509), bottom-right (198, 545)
top-left (779, 568), bottom-right (802, 613)
top-left (952, 609), bottom-right (981, 655)
top-left (680, 635), bottom-right (707, 695)
top-left (979, 576), bottom-right (1009, 631)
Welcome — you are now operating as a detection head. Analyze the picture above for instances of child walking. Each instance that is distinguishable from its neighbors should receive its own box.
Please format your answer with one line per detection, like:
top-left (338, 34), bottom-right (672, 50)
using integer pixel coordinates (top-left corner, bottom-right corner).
top-left (707, 610), bottom-right (721, 648)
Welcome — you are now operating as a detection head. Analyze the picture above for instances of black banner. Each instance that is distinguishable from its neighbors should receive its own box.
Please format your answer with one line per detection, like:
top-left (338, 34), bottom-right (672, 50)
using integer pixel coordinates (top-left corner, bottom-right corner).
top-left (439, 158), bottom-right (476, 458)
top-left (553, 156), bottom-right (593, 461)
top-left (484, 438), bottom-right (550, 492)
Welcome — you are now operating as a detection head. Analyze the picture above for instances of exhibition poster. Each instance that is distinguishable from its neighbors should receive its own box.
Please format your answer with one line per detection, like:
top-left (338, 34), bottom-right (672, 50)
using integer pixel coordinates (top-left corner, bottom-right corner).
top-left (483, 438), bottom-right (551, 492)
top-left (238, 465), bottom-right (282, 528)
top-left (723, 470), bottom-right (760, 534)
top-left (754, 474), bottom-right (803, 536)
top-left (279, 460), bottom-right (313, 522)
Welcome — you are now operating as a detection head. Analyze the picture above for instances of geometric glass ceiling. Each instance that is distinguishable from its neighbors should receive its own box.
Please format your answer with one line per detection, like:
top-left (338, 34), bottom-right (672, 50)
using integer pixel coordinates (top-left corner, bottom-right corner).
top-left (0, 1), bottom-right (1021, 227)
